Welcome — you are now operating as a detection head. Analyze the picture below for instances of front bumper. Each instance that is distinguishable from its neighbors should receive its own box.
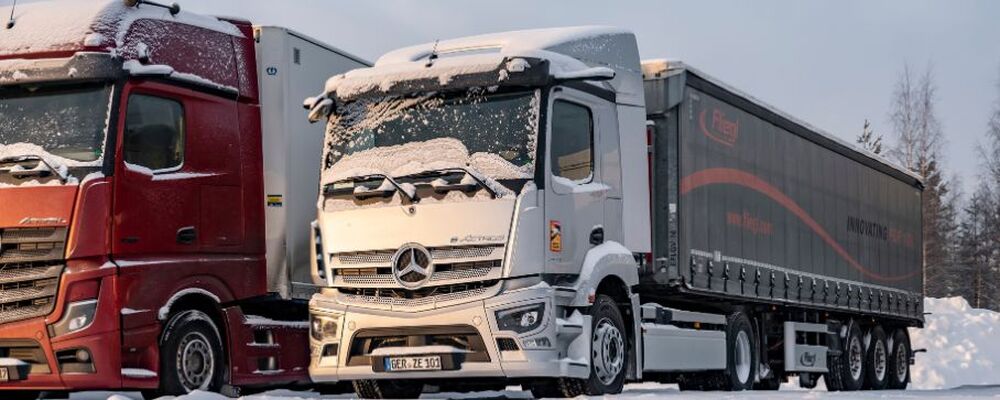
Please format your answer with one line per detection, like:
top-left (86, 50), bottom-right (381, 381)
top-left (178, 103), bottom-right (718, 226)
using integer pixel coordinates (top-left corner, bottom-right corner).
top-left (309, 286), bottom-right (590, 382)
top-left (0, 269), bottom-right (121, 392)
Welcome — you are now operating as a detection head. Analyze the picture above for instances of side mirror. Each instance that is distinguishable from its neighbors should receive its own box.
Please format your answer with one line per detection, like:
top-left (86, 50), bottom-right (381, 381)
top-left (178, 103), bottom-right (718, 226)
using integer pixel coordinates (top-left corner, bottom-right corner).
top-left (305, 96), bottom-right (335, 124)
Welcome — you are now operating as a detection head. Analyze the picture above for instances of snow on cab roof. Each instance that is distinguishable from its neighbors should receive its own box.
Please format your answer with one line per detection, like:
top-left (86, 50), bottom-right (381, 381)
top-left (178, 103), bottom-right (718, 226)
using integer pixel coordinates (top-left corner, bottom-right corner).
top-left (0, 0), bottom-right (241, 58)
top-left (641, 59), bottom-right (924, 185)
top-left (319, 26), bottom-right (643, 105)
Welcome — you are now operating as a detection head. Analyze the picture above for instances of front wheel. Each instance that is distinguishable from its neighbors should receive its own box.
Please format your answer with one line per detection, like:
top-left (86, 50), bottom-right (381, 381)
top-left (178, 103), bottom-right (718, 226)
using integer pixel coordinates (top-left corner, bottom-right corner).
top-left (527, 294), bottom-right (628, 398)
top-left (157, 309), bottom-right (226, 396)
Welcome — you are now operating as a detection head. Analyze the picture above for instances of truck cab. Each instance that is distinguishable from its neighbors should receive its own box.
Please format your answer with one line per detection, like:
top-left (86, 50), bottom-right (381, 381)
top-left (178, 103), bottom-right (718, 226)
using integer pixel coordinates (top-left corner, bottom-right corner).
top-left (0, 0), bottom-right (366, 397)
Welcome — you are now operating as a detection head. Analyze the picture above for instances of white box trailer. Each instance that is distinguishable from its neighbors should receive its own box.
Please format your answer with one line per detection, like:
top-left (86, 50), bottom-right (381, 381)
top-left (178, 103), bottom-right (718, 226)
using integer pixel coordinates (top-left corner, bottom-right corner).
top-left (254, 27), bottom-right (370, 299)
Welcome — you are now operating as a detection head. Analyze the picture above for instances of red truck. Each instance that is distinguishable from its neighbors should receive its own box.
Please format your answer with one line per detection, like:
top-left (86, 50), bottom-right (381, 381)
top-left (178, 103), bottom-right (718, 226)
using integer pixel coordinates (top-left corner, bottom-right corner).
top-left (0, 0), bottom-right (367, 398)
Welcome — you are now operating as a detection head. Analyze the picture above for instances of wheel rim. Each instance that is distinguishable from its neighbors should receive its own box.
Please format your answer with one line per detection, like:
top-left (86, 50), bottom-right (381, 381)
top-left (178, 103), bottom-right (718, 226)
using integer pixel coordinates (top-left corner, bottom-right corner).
top-left (734, 330), bottom-right (752, 384)
top-left (592, 317), bottom-right (625, 385)
top-left (177, 331), bottom-right (215, 392)
top-left (894, 342), bottom-right (908, 383)
top-left (874, 339), bottom-right (887, 382)
top-left (848, 335), bottom-right (863, 381)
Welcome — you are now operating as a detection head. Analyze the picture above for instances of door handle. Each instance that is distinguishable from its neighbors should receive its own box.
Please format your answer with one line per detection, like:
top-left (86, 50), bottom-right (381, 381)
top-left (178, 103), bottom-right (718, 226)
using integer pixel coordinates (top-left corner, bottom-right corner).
top-left (176, 226), bottom-right (197, 245)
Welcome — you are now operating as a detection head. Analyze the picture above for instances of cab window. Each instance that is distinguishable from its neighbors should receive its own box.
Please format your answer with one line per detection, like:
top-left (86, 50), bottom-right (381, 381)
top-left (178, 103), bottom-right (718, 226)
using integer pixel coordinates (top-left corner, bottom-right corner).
top-left (123, 94), bottom-right (185, 171)
top-left (550, 100), bottom-right (594, 182)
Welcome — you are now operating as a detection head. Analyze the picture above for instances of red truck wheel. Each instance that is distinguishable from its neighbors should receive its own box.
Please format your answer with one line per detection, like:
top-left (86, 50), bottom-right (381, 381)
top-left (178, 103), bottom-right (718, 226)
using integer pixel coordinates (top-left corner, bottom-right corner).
top-left (157, 309), bottom-right (226, 395)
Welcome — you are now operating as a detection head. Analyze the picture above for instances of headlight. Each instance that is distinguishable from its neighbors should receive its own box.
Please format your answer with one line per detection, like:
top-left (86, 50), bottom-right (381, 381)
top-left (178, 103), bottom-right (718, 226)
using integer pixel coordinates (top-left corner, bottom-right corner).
top-left (310, 315), bottom-right (338, 341)
top-left (48, 299), bottom-right (98, 337)
top-left (495, 303), bottom-right (545, 334)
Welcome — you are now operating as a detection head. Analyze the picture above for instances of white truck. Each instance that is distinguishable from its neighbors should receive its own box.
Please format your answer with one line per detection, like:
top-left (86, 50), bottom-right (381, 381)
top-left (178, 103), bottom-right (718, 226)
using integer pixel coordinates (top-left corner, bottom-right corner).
top-left (303, 26), bottom-right (924, 398)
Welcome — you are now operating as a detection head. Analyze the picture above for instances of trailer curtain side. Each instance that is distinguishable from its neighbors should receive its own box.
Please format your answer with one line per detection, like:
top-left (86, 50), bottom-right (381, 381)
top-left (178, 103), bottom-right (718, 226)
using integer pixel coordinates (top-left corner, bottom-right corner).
top-left (644, 71), bottom-right (924, 324)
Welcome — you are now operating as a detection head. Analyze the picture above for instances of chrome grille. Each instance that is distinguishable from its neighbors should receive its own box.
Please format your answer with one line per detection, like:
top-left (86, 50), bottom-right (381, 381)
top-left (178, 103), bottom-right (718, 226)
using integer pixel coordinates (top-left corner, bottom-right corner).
top-left (333, 245), bottom-right (502, 265)
top-left (0, 227), bottom-right (67, 324)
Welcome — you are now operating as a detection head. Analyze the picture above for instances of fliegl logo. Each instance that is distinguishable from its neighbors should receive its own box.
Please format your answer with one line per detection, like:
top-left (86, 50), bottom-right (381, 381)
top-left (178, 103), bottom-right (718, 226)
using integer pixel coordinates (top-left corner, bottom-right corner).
top-left (699, 108), bottom-right (740, 147)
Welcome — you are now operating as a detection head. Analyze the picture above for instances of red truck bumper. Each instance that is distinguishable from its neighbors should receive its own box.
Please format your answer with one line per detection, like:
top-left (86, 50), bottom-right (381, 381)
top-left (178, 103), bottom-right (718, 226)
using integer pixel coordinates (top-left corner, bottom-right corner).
top-left (0, 313), bottom-right (123, 391)
top-left (0, 269), bottom-right (123, 392)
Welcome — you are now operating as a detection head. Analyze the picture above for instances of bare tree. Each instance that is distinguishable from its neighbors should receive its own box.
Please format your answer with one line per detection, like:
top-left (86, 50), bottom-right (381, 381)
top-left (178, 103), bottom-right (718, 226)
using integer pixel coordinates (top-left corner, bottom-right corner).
top-left (857, 119), bottom-right (883, 154)
top-left (887, 63), bottom-right (957, 298)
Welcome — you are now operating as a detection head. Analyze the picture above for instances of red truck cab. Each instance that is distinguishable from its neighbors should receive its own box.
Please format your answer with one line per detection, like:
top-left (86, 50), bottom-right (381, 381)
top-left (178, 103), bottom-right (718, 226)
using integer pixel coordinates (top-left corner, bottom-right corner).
top-left (0, 1), bottom-right (365, 397)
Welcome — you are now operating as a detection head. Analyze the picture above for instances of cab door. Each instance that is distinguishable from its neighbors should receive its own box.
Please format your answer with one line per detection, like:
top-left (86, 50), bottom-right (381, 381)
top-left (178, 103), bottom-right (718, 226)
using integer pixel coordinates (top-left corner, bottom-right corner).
top-left (111, 81), bottom-right (246, 335)
top-left (543, 87), bottom-right (612, 275)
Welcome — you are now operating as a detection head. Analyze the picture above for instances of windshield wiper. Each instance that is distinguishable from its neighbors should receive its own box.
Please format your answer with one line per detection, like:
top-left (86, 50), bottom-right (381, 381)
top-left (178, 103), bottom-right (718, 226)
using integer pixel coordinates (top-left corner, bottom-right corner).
top-left (0, 155), bottom-right (68, 183)
top-left (326, 173), bottom-right (417, 203)
top-left (404, 167), bottom-right (499, 199)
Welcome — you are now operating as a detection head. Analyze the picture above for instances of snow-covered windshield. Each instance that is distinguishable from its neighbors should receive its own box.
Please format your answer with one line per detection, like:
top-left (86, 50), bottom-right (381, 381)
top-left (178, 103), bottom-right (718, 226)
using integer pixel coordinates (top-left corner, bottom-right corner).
top-left (323, 89), bottom-right (540, 186)
top-left (0, 84), bottom-right (113, 164)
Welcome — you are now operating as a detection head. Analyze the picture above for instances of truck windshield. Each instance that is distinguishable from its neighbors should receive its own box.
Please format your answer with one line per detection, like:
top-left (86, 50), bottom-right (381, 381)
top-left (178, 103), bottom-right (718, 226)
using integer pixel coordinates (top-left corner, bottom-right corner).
top-left (0, 84), bottom-right (114, 164)
top-left (323, 89), bottom-right (540, 186)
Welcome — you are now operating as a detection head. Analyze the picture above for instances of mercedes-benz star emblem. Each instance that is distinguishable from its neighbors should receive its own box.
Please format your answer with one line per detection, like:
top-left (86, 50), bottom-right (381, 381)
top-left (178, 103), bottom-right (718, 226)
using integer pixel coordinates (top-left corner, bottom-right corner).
top-left (392, 244), bottom-right (433, 289)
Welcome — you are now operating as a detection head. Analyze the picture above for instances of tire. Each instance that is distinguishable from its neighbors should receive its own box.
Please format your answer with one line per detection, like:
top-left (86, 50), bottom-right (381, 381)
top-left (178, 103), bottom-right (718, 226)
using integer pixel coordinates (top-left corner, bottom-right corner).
top-left (887, 329), bottom-right (911, 390)
top-left (829, 321), bottom-right (865, 391)
top-left (157, 309), bottom-right (227, 396)
top-left (353, 380), bottom-right (423, 399)
top-left (864, 326), bottom-right (889, 390)
top-left (527, 295), bottom-right (628, 397)
top-left (721, 311), bottom-right (757, 391)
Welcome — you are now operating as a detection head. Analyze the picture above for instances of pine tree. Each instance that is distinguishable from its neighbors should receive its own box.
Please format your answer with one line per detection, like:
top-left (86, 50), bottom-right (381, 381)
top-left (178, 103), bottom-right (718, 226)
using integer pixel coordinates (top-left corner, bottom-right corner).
top-left (857, 119), bottom-right (883, 154)
top-left (887, 64), bottom-right (959, 298)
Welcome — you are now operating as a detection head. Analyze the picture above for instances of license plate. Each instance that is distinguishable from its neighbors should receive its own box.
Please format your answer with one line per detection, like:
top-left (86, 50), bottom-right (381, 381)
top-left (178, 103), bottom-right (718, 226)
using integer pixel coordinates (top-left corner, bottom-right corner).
top-left (0, 367), bottom-right (9, 382)
top-left (384, 355), bottom-right (442, 372)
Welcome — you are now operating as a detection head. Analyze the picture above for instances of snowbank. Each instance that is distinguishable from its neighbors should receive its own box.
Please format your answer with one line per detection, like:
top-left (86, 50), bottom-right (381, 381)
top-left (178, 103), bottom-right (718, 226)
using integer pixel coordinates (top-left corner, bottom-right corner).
top-left (909, 296), bottom-right (1000, 390)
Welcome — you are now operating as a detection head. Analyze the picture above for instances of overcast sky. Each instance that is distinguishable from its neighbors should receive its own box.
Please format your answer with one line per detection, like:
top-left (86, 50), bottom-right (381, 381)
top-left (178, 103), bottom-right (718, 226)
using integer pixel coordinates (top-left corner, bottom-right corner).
top-left (27, 0), bottom-right (1000, 193)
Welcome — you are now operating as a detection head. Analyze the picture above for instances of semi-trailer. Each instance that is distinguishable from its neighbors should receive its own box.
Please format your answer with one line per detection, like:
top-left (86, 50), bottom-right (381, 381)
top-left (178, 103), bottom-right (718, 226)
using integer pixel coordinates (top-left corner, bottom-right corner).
top-left (0, 0), bottom-right (367, 398)
top-left (305, 26), bottom-right (924, 398)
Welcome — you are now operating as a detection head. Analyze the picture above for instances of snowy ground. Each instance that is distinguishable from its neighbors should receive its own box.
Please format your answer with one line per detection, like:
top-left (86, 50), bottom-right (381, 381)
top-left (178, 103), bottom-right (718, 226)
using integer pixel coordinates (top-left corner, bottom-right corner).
top-left (64, 298), bottom-right (1000, 399)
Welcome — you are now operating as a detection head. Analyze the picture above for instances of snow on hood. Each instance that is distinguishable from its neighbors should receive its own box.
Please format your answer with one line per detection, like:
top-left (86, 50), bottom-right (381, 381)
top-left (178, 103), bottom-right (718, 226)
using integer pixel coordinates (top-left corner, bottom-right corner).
top-left (323, 137), bottom-right (529, 197)
top-left (0, 143), bottom-right (104, 187)
top-left (0, 0), bottom-right (241, 57)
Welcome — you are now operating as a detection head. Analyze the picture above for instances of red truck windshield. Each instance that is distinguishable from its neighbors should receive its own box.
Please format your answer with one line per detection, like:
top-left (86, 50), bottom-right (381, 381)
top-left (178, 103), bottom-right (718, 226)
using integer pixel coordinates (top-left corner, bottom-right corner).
top-left (0, 84), bottom-right (114, 164)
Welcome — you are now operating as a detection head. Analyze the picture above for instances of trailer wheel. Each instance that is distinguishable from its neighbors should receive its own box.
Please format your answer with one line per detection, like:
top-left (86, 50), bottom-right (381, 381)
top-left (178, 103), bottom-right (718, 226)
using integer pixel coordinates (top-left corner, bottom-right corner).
top-left (886, 329), bottom-right (911, 390)
top-left (722, 311), bottom-right (757, 391)
top-left (828, 321), bottom-right (865, 391)
top-left (863, 326), bottom-right (889, 390)
top-left (157, 309), bottom-right (226, 396)
top-left (353, 379), bottom-right (423, 399)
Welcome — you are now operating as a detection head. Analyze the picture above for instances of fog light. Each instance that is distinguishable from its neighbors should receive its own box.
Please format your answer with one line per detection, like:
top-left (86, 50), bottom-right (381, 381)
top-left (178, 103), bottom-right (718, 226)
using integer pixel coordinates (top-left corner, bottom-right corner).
top-left (75, 349), bottom-right (91, 362)
top-left (522, 337), bottom-right (551, 349)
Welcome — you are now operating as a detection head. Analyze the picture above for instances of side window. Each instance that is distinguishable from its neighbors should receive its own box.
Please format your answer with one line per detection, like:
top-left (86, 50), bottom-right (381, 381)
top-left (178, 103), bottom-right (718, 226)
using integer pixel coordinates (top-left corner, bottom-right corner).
top-left (550, 100), bottom-right (594, 182)
top-left (123, 94), bottom-right (185, 171)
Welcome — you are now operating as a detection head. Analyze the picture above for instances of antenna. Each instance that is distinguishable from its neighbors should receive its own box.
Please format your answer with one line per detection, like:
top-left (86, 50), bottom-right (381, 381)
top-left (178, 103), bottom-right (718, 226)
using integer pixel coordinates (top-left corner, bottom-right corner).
top-left (6, 0), bottom-right (16, 30)
top-left (425, 39), bottom-right (440, 68)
